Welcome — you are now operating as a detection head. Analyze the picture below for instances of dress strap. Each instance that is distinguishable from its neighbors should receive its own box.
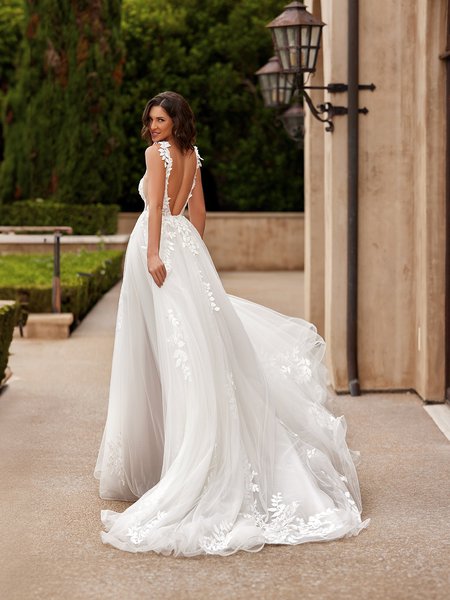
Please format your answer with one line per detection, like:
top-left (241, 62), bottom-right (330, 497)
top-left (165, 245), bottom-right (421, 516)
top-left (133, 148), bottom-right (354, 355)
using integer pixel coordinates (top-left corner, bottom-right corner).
top-left (181, 146), bottom-right (203, 214)
top-left (193, 145), bottom-right (203, 170)
top-left (157, 141), bottom-right (172, 171)
top-left (156, 141), bottom-right (173, 215)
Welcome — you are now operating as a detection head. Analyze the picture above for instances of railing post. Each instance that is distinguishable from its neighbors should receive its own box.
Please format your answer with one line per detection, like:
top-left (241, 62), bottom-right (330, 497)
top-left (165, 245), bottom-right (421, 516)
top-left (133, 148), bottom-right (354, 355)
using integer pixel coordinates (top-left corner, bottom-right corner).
top-left (52, 231), bottom-right (62, 313)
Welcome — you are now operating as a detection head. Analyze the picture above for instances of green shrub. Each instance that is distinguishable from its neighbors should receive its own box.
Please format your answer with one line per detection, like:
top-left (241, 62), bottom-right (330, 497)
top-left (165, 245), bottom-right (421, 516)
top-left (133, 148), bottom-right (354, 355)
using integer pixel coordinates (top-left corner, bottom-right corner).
top-left (0, 301), bottom-right (18, 383)
top-left (0, 0), bottom-right (124, 205)
top-left (0, 250), bottom-right (124, 322)
top-left (119, 0), bottom-right (303, 212)
top-left (0, 199), bottom-right (119, 234)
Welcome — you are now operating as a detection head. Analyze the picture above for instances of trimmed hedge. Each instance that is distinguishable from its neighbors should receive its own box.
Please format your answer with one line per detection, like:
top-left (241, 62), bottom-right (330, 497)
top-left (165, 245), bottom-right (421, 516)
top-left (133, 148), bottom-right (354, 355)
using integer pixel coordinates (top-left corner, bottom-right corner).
top-left (0, 301), bottom-right (18, 383)
top-left (0, 250), bottom-right (124, 323)
top-left (0, 199), bottom-right (119, 235)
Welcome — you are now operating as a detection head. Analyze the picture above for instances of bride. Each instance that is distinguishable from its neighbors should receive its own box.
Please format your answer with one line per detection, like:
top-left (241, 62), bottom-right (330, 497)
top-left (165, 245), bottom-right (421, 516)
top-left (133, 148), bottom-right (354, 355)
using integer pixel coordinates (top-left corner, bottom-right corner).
top-left (94, 91), bottom-right (369, 556)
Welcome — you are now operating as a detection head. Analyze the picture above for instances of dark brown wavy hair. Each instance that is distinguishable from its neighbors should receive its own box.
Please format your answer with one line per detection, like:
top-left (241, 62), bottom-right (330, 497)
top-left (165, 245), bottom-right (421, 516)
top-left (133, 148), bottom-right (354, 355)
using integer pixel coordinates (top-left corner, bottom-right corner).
top-left (141, 91), bottom-right (196, 153)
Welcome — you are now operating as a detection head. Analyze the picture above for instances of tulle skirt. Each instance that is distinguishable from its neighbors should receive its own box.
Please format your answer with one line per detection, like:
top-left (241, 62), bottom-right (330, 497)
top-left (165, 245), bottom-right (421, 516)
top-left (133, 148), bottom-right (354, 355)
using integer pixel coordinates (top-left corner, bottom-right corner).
top-left (94, 209), bottom-right (369, 555)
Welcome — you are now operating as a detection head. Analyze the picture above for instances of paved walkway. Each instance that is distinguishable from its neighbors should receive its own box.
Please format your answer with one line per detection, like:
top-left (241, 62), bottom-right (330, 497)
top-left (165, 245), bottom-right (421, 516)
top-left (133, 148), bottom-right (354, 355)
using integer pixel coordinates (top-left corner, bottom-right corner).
top-left (1, 273), bottom-right (449, 600)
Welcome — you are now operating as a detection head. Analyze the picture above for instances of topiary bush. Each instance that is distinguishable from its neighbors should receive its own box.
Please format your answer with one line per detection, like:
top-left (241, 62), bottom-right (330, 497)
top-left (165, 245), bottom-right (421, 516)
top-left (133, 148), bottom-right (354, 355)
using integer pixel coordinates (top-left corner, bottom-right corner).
top-left (0, 199), bottom-right (119, 235)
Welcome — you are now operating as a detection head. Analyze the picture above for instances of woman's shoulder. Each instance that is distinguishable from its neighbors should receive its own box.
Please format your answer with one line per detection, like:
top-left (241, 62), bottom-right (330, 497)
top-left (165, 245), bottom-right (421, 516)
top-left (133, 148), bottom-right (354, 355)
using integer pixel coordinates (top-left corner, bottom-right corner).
top-left (144, 143), bottom-right (167, 170)
top-left (145, 143), bottom-right (159, 157)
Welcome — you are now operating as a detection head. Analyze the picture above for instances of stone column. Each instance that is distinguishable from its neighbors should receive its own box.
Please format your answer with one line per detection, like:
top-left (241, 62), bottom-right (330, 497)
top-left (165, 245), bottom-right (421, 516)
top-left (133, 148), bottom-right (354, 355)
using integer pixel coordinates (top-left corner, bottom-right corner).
top-left (304, 0), bottom-right (325, 337)
top-left (320, 0), bottom-right (350, 390)
top-left (412, 0), bottom-right (446, 400)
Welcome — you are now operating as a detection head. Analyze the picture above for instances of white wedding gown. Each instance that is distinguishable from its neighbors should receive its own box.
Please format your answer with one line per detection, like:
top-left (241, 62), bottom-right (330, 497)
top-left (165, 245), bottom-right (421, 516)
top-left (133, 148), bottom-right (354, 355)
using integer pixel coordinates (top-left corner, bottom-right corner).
top-left (94, 141), bottom-right (369, 555)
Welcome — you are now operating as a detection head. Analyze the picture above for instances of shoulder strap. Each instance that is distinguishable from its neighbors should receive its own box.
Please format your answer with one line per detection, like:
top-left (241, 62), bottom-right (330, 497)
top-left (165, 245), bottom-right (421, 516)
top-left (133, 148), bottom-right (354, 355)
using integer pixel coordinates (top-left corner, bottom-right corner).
top-left (155, 141), bottom-right (172, 208)
top-left (157, 141), bottom-right (172, 172)
top-left (193, 145), bottom-right (203, 169)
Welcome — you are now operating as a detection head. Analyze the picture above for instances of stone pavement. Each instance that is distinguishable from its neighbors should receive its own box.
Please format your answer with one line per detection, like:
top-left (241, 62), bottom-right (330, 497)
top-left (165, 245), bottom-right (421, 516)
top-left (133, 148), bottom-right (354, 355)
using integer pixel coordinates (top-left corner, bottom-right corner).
top-left (1, 273), bottom-right (449, 600)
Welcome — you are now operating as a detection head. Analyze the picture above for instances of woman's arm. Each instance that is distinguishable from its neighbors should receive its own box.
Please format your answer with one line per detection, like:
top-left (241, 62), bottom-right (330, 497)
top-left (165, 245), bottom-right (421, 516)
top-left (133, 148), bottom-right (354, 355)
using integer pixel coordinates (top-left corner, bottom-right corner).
top-left (145, 146), bottom-right (167, 287)
top-left (188, 170), bottom-right (206, 238)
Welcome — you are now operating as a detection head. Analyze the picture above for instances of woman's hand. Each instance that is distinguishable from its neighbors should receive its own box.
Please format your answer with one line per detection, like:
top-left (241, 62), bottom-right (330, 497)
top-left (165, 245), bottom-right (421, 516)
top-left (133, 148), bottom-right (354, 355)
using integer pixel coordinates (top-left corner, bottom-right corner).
top-left (147, 254), bottom-right (167, 287)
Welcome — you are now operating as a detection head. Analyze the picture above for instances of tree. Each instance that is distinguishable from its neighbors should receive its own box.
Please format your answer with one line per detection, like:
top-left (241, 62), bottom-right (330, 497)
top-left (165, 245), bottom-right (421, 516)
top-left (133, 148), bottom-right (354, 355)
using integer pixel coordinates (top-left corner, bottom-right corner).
top-left (0, 0), bottom-right (124, 205)
top-left (119, 0), bottom-right (302, 211)
top-left (0, 0), bottom-right (24, 161)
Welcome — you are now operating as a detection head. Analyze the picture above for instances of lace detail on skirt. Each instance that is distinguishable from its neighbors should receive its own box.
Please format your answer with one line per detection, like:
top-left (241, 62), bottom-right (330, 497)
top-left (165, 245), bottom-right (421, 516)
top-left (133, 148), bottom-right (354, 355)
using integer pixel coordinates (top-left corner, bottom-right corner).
top-left (126, 511), bottom-right (167, 545)
top-left (160, 217), bottom-right (200, 273)
top-left (106, 433), bottom-right (126, 488)
top-left (167, 308), bottom-right (192, 382)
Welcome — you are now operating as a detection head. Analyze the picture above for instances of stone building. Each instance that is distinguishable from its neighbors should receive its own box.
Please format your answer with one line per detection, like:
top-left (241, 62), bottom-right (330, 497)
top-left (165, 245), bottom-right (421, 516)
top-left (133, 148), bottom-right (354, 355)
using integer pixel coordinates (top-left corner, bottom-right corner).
top-left (303, 1), bottom-right (448, 401)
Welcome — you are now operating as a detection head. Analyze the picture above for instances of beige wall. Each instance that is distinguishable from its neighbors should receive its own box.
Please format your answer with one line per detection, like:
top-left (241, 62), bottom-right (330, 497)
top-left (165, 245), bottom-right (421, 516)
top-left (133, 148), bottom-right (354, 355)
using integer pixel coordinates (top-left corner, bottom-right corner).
top-left (304, 0), bottom-right (447, 400)
top-left (119, 212), bottom-right (305, 271)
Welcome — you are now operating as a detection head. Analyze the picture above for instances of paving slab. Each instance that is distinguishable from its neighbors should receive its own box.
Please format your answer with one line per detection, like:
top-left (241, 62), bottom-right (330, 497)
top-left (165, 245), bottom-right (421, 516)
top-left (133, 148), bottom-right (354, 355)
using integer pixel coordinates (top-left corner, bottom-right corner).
top-left (1, 275), bottom-right (449, 600)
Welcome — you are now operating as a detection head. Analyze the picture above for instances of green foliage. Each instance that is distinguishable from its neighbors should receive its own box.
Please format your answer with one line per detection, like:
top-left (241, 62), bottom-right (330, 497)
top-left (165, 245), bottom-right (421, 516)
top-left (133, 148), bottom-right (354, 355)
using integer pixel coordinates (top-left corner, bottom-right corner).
top-left (0, 301), bottom-right (18, 383)
top-left (0, 0), bottom-right (23, 86)
top-left (0, 0), bottom-right (302, 213)
top-left (119, 0), bottom-right (302, 211)
top-left (0, 0), bottom-right (125, 205)
top-left (0, 198), bottom-right (119, 235)
top-left (0, 250), bottom-right (124, 321)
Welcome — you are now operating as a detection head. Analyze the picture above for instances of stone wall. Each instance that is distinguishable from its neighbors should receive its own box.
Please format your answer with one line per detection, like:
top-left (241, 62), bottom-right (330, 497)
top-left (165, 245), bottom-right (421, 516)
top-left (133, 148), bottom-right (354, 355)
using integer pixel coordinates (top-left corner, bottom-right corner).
top-left (304, 0), bottom-right (447, 401)
top-left (119, 212), bottom-right (304, 271)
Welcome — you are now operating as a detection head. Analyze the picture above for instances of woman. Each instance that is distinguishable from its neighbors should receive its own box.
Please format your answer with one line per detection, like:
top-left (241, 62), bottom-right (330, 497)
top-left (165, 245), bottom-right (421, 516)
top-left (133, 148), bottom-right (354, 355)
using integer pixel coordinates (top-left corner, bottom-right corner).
top-left (94, 91), bottom-right (369, 556)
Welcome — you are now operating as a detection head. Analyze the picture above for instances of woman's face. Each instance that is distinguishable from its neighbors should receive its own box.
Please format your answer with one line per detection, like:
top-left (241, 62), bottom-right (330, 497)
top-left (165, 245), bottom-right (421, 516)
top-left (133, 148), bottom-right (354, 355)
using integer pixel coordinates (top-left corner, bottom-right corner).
top-left (148, 105), bottom-right (174, 143)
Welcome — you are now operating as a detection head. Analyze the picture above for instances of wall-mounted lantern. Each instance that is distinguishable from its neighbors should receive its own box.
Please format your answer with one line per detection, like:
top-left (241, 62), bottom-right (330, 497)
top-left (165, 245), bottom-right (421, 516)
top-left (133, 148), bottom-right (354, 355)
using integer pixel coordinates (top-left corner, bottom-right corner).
top-left (279, 102), bottom-right (305, 145)
top-left (267, 0), bottom-right (324, 74)
top-left (255, 56), bottom-right (295, 108)
top-left (256, 0), bottom-right (375, 133)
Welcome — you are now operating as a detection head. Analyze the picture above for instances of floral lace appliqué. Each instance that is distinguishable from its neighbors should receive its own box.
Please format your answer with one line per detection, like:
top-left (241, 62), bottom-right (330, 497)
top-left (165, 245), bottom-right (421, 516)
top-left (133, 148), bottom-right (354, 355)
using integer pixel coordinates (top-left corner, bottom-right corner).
top-left (199, 520), bottom-right (234, 553)
top-left (225, 370), bottom-right (238, 418)
top-left (106, 433), bottom-right (125, 488)
top-left (243, 493), bottom-right (338, 543)
top-left (126, 511), bottom-right (167, 545)
top-left (309, 402), bottom-right (338, 430)
top-left (157, 141), bottom-right (173, 216)
top-left (185, 146), bottom-right (204, 207)
top-left (263, 346), bottom-right (313, 384)
top-left (199, 270), bottom-right (220, 312)
top-left (160, 218), bottom-right (200, 274)
top-left (167, 308), bottom-right (192, 381)
top-left (244, 460), bottom-right (260, 494)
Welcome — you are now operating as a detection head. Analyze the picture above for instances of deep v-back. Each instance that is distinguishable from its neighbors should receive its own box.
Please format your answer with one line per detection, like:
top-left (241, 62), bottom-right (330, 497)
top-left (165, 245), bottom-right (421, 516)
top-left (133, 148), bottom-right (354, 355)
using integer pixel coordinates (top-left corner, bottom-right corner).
top-left (138, 141), bottom-right (202, 216)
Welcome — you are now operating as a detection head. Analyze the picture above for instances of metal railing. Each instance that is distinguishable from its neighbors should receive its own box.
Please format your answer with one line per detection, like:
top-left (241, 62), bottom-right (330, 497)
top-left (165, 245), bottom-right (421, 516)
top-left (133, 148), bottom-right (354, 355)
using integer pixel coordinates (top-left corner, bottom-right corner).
top-left (0, 226), bottom-right (73, 313)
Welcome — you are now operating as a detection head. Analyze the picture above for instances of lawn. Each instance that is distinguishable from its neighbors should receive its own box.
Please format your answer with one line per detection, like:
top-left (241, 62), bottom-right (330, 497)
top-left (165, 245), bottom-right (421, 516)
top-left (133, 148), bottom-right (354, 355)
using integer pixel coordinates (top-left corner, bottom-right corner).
top-left (0, 249), bottom-right (124, 322)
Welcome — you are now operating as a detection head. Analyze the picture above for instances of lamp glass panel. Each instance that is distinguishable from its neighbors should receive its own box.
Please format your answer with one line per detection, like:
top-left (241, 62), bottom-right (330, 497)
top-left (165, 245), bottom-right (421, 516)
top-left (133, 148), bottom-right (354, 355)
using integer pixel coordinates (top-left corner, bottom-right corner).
top-left (279, 48), bottom-right (291, 71)
top-left (308, 47), bottom-right (318, 69)
top-left (279, 74), bottom-right (294, 105)
top-left (258, 73), bottom-right (277, 107)
top-left (286, 25), bottom-right (299, 69)
top-left (308, 27), bottom-right (321, 69)
top-left (273, 28), bottom-right (287, 52)
top-left (301, 26), bottom-right (312, 69)
top-left (310, 26), bottom-right (320, 47)
top-left (287, 25), bottom-right (298, 48)
top-left (258, 74), bottom-right (269, 91)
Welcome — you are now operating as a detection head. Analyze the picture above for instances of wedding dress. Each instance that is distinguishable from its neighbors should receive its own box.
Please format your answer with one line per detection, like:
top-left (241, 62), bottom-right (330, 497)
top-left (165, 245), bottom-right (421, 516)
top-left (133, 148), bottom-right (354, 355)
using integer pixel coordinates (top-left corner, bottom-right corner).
top-left (94, 141), bottom-right (369, 555)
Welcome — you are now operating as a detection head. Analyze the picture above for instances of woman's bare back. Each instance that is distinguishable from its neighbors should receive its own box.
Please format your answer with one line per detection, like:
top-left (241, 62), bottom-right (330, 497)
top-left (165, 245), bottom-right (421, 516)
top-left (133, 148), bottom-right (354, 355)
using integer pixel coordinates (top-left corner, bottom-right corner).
top-left (166, 146), bottom-right (197, 216)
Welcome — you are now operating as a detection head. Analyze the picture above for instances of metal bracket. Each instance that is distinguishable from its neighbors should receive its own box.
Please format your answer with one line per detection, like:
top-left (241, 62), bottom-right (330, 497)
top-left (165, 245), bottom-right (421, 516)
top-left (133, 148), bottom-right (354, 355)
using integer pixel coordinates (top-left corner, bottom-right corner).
top-left (303, 82), bottom-right (376, 93)
top-left (302, 90), bottom-right (335, 132)
top-left (302, 82), bottom-right (375, 132)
